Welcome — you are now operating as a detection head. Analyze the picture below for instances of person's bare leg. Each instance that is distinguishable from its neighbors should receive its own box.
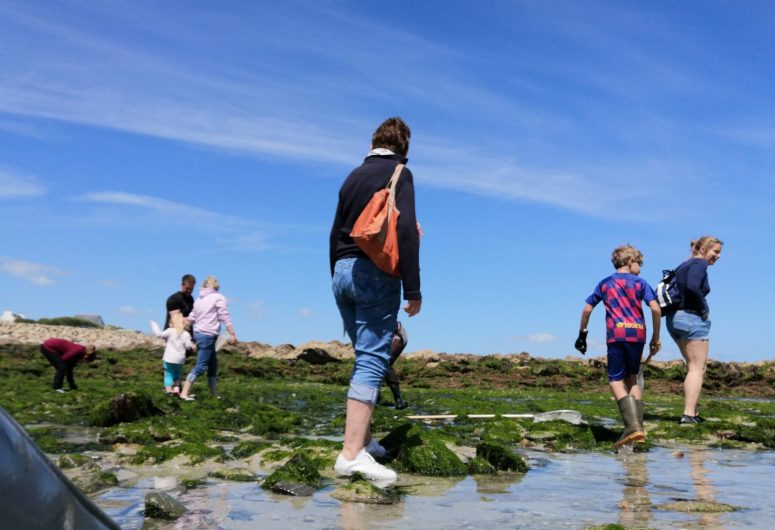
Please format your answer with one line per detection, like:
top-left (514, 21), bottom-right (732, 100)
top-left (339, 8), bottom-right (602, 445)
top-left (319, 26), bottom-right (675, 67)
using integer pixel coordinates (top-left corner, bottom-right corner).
top-left (342, 398), bottom-right (374, 460)
top-left (609, 380), bottom-right (628, 400)
top-left (624, 374), bottom-right (641, 400)
top-left (681, 339), bottom-right (708, 416)
top-left (180, 380), bottom-right (194, 399)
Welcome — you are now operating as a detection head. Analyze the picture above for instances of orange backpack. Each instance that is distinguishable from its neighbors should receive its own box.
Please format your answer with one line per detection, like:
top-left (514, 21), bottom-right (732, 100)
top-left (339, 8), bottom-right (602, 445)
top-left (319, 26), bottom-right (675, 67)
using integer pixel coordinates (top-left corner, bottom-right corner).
top-left (349, 163), bottom-right (404, 276)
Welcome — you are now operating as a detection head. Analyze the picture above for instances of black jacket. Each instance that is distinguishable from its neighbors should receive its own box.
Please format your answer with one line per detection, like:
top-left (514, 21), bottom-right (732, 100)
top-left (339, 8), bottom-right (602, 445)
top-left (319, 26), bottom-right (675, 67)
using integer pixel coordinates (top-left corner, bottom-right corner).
top-left (329, 154), bottom-right (421, 300)
top-left (164, 291), bottom-right (195, 329)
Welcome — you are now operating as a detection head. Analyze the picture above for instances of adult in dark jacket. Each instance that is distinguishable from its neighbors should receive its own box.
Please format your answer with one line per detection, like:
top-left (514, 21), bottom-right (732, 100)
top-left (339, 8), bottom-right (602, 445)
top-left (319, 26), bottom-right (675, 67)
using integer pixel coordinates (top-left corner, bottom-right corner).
top-left (164, 274), bottom-right (196, 329)
top-left (666, 236), bottom-right (723, 424)
top-left (40, 338), bottom-right (96, 392)
top-left (330, 117), bottom-right (422, 481)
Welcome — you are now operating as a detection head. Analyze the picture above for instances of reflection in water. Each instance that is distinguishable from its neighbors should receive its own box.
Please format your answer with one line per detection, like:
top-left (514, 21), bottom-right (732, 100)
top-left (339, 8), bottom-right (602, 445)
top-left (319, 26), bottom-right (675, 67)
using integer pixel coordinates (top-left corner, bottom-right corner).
top-left (618, 450), bottom-right (652, 529)
top-left (473, 472), bottom-right (524, 495)
top-left (689, 450), bottom-right (722, 530)
top-left (338, 500), bottom-right (404, 530)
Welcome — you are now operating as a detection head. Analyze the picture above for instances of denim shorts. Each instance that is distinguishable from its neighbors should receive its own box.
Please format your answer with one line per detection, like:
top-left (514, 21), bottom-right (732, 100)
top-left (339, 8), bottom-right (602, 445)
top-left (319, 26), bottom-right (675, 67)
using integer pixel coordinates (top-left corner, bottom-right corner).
top-left (332, 257), bottom-right (401, 404)
top-left (667, 310), bottom-right (711, 341)
top-left (607, 342), bottom-right (644, 382)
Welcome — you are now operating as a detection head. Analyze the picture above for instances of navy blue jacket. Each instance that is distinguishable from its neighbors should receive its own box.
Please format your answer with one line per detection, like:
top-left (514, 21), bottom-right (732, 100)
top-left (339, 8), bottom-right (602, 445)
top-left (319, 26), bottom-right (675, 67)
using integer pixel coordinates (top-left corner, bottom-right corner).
top-left (329, 154), bottom-right (421, 300)
top-left (675, 258), bottom-right (710, 316)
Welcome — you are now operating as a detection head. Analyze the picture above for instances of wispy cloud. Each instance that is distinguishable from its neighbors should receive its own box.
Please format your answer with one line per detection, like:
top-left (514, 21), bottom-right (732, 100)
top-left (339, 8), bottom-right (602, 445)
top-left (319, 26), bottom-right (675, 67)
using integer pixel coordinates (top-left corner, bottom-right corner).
top-left (0, 257), bottom-right (66, 285)
top-left (74, 191), bottom-right (288, 253)
top-left (526, 333), bottom-right (561, 344)
top-left (96, 279), bottom-right (121, 288)
top-left (0, 1), bottom-right (760, 219)
top-left (118, 305), bottom-right (138, 315)
top-left (0, 169), bottom-right (46, 199)
top-left (299, 307), bottom-right (312, 318)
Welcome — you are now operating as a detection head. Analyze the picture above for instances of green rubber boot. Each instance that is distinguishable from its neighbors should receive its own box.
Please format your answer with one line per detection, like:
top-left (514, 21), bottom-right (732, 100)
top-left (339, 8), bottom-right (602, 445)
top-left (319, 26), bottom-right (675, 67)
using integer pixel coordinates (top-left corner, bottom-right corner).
top-left (615, 396), bottom-right (645, 448)
top-left (636, 399), bottom-right (646, 442)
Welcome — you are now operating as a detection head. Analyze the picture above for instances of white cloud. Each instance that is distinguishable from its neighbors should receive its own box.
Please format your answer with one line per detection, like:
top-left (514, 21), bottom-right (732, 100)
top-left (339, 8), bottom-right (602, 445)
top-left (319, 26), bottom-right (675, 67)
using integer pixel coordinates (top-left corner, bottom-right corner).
top-left (118, 305), bottom-right (138, 315)
top-left (0, 257), bottom-right (65, 285)
top-left (248, 301), bottom-right (266, 320)
top-left (299, 307), bottom-right (312, 318)
top-left (526, 333), bottom-right (561, 343)
top-left (0, 170), bottom-right (46, 199)
top-left (96, 279), bottom-right (120, 288)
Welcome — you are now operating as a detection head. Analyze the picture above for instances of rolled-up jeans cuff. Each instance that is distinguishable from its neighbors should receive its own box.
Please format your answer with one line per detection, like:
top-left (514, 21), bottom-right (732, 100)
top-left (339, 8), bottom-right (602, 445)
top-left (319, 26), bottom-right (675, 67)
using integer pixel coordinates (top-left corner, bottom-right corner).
top-left (347, 382), bottom-right (379, 405)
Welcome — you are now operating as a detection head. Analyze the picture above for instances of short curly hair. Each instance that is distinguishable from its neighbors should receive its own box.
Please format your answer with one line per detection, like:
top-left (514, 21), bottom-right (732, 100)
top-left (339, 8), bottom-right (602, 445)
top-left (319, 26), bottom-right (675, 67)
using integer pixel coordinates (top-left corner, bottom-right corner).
top-left (371, 117), bottom-right (411, 156)
top-left (611, 245), bottom-right (643, 269)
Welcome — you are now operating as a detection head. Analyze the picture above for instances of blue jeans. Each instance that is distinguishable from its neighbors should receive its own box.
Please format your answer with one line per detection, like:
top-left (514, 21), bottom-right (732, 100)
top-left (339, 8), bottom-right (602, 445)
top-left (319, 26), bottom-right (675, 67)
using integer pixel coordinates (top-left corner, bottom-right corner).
top-left (667, 310), bottom-right (711, 341)
top-left (163, 362), bottom-right (183, 387)
top-left (187, 333), bottom-right (218, 383)
top-left (333, 257), bottom-right (401, 404)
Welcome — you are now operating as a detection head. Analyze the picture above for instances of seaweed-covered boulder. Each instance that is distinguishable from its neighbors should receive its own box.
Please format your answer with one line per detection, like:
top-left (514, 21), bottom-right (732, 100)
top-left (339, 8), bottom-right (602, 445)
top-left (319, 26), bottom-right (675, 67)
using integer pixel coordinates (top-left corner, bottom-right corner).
top-left (144, 491), bottom-right (187, 520)
top-left (480, 419), bottom-right (529, 445)
top-left (208, 467), bottom-right (257, 482)
top-left (467, 456), bottom-right (496, 475)
top-left (331, 477), bottom-right (399, 504)
top-left (657, 500), bottom-right (737, 513)
top-left (89, 392), bottom-right (159, 427)
top-left (380, 423), bottom-right (467, 476)
top-left (71, 470), bottom-right (118, 494)
top-left (58, 453), bottom-right (95, 470)
top-left (270, 480), bottom-right (316, 497)
top-left (231, 440), bottom-right (271, 459)
top-left (475, 442), bottom-right (528, 472)
top-left (261, 453), bottom-right (322, 491)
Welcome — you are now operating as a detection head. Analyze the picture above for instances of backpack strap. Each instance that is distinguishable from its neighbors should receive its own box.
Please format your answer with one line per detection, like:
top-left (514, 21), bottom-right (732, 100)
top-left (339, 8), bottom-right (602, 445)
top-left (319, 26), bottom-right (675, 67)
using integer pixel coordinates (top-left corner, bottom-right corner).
top-left (386, 164), bottom-right (405, 216)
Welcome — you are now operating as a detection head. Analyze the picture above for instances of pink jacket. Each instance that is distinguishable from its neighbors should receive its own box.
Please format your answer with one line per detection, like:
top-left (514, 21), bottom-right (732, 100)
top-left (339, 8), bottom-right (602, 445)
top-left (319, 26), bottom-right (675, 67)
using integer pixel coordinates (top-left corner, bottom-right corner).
top-left (186, 287), bottom-right (232, 336)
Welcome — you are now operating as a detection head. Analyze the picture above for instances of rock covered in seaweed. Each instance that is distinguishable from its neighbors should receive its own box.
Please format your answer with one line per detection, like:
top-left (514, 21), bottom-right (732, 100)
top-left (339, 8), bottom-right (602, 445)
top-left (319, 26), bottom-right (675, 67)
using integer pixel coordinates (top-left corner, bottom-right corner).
top-left (144, 491), bottom-right (188, 520)
top-left (380, 423), bottom-right (467, 476)
top-left (261, 453), bottom-right (323, 491)
top-left (208, 467), bottom-right (257, 482)
top-left (475, 442), bottom-right (528, 472)
top-left (331, 476), bottom-right (399, 504)
top-left (89, 391), bottom-right (160, 427)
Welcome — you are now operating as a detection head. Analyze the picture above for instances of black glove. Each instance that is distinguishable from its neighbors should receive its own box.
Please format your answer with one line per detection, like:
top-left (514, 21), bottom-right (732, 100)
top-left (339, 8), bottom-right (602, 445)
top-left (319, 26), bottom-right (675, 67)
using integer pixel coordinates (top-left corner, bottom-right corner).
top-left (574, 330), bottom-right (588, 355)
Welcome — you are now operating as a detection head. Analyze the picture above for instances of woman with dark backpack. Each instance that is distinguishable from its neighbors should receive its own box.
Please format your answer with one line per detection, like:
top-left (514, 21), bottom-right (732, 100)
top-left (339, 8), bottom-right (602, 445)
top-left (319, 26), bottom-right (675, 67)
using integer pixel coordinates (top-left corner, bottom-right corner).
top-left (666, 236), bottom-right (723, 424)
top-left (329, 117), bottom-right (422, 481)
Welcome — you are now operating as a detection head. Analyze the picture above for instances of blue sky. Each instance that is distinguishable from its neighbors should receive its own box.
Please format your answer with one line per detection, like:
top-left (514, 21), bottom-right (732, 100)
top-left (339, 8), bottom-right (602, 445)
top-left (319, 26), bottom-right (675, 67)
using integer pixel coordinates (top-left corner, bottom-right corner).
top-left (1, 1), bottom-right (773, 361)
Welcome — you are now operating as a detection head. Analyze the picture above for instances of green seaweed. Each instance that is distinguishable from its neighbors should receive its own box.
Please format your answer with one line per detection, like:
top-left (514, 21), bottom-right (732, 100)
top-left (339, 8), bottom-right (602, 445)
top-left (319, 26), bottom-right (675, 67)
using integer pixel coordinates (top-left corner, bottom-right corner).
top-left (261, 452), bottom-right (323, 490)
top-left (476, 442), bottom-right (528, 472)
top-left (381, 423), bottom-right (467, 476)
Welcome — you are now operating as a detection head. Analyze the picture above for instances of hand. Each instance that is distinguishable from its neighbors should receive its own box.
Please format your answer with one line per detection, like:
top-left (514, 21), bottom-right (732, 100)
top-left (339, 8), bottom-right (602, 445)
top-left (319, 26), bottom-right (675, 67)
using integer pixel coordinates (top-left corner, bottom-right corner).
top-left (229, 332), bottom-right (238, 344)
top-left (403, 299), bottom-right (422, 317)
top-left (649, 338), bottom-right (661, 354)
top-left (574, 330), bottom-right (588, 355)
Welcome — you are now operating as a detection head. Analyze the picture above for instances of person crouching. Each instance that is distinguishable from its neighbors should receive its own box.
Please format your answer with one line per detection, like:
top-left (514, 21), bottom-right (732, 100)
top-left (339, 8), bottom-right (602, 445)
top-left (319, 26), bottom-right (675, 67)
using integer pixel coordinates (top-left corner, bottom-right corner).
top-left (40, 338), bottom-right (97, 392)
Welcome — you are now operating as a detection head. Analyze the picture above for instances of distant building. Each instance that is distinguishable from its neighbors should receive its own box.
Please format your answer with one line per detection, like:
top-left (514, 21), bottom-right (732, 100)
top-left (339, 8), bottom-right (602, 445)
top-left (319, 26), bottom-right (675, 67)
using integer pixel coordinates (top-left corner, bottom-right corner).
top-left (74, 314), bottom-right (105, 327)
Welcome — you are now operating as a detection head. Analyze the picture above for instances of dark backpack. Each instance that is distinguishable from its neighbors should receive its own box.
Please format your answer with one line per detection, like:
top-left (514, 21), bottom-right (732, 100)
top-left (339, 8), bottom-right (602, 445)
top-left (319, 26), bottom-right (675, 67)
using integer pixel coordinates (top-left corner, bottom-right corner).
top-left (656, 269), bottom-right (681, 316)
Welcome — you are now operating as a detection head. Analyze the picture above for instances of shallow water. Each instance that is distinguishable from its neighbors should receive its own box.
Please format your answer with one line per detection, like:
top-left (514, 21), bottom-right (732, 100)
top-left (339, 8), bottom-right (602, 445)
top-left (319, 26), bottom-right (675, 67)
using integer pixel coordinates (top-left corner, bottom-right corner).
top-left (94, 446), bottom-right (775, 529)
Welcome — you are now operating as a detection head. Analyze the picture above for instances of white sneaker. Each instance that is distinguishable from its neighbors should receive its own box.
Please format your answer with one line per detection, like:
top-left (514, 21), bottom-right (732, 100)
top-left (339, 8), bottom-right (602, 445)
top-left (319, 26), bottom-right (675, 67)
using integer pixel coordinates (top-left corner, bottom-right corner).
top-left (334, 449), bottom-right (397, 481)
top-left (365, 437), bottom-right (386, 458)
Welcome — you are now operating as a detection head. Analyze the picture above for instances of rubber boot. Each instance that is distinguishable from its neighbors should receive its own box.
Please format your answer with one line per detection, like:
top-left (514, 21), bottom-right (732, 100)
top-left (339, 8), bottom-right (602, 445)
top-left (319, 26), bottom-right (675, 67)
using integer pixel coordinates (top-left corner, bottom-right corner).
top-left (614, 396), bottom-right (645, 448)
top-left (389, 383), bottom-right (407, 410)
top-left (636, 400), bottom-right (646, 442)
